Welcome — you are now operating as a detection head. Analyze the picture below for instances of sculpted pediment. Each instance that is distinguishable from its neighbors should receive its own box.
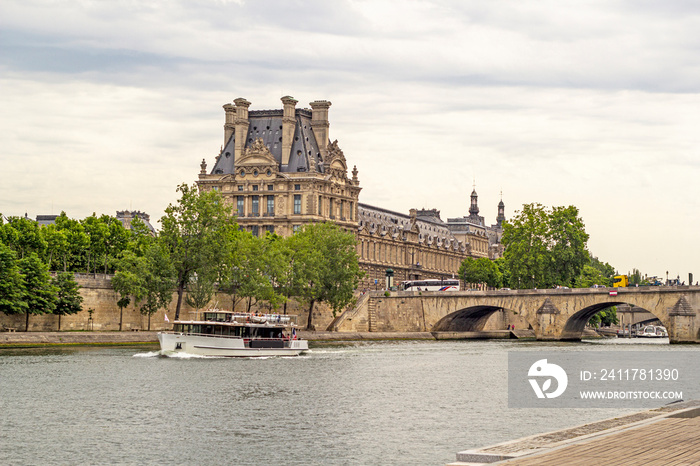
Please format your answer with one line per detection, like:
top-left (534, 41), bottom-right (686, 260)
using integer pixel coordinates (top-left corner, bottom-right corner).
top-left (326, 140), bottom-right (348, 173)
top-left (238, 138), bottom-right (277, 167)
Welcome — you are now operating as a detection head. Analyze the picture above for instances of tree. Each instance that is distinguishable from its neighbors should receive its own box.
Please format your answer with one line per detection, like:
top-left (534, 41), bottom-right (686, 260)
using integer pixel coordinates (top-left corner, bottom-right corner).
top-left (459, 257), bottom-right (502, 288)
top-left (502, 203), bottom-right (551, 289)
top-left (138, 242), bottom-right (176, 330)
top-left (502, 203), bottom-right (590, 289)
top-left (52, 272), bottom-right (83, 330)
top-left (590, 255), bottom-right (615, 285)
top-left (41, 224), bottom-right (69, 271)
top-left (81, 214), bottom-right (109, 274)
top-left (112, 251), bottom-right (146, 331)
top-left (288, 223), bottom-right (363, 330)
top-left (18, 253), bottom-right (56, 331)
top-left (158, 183), bottom-right (238, 320)
top-left (548, 206), bottom-right (589, 288)
top-left (576, 264), bottom-right (608, 288)
top-left (185, 270), bottom-right (217, 313)
top-left (1, 216), bottom-right (47, 259)
top-left (588, 307), bottom-right (618, 327)
top-left (55, 213), bottom-right (89, 272)
top-left (0, 242), bottom-right (26, 317)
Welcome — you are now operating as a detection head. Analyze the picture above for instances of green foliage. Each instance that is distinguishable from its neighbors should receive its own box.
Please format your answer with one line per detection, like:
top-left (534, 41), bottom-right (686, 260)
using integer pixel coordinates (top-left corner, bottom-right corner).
top-left (185, 271), bottom-right (217, 313)
top-left (576, 264), bottom-right (608, 288)
top-left (1, 216), bottom-right (47, 259)
top-left (18, 253), bottom-right (57, 330)
top-left (158, 183), bottom-right (238, 319)
top-left (0, 241), bottom-right (26, 315)
top-left (288, 222), bottom-right (363, 329)
top-left (588, 306), bottom-right (619, 327)
top-left (502, 203), bottom-right (590, 289)
top-left (52, 272), bottom-right (83, 316)
top-left (459, 257), bottom-right (502, 288)
top-left (630, 268), bottom-right (643, 286)
top-left (52, 272), bottom-right (84, 330)
top-left (137, 242), bottom-right (176, 329)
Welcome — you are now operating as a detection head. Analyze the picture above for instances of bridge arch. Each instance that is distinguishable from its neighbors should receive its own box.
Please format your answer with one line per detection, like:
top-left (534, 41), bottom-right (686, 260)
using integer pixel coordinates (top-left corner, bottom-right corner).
top-left (559, 302), bottom-right (668, 341)
top-left (432, 306), bottom-right (505, 332)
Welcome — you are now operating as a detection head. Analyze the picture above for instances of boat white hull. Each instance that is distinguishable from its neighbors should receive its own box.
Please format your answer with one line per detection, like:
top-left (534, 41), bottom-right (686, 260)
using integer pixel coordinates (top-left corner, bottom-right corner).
top-left (157, 332), bottom-right (308, 357)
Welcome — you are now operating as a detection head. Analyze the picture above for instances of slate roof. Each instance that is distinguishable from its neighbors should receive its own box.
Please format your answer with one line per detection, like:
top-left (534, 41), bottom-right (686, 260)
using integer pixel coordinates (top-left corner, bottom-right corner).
top-left (358, 204), bottom-right (465, 251)
top-left (211, 109), bottom-right (323, 175)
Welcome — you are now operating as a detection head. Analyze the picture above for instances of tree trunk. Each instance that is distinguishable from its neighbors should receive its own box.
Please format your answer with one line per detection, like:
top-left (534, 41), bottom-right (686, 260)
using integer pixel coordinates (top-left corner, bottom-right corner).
top-left (247, 297), bottom-right (252, 313)
top-left (175, 282), bottom-right (185, 320)
top-left (148, 314), bottom-right (151, 331)
top-left (58, 314), bottom-right (62, 331)
top-left (306, 299), bottom-right (316, 330)
top-left (119, 306), bottom-right (123, 331)
top-left (25, 312), bottom-right (30, 332)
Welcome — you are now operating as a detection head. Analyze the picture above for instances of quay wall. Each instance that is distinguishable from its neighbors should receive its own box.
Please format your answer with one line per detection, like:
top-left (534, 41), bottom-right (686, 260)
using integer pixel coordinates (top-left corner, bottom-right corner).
top-left (0, 274), bottom-right (337, 332)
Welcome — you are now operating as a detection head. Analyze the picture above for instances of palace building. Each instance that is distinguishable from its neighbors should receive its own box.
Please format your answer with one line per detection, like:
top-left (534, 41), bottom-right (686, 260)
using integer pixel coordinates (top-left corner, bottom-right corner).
top-left (197, 96), bottom-right (505, 289)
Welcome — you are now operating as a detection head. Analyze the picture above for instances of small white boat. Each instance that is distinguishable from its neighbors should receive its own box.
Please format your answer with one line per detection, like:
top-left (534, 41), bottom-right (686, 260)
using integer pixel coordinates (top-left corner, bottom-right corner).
top-left (157, 309), bottom-right (309, 357)
top-left (637, 325), bottom-right (667, 338)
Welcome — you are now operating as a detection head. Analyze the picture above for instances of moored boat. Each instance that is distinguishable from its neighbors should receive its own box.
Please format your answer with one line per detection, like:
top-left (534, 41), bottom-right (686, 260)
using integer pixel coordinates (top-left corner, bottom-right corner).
top-left (637, 325), bottom-right (667, 338)
top-left (157, 309), bottom-right (309, 357)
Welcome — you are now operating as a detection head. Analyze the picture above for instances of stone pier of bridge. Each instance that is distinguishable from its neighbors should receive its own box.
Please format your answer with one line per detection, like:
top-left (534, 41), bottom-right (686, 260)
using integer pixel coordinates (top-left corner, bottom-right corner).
top-left (329, 287), bottom-right (700, 343)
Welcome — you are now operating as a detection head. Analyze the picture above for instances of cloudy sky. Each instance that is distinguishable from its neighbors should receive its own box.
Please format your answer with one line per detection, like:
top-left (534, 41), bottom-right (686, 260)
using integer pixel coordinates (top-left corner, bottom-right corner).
top-left (2, 0), bottom-right (699, 280)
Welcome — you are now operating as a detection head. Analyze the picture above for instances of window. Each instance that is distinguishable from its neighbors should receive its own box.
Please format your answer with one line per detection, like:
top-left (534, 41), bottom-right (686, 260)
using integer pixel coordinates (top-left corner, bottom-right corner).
top-left (318, 195), bottom-right (322, 215)
top-left (252, 196), bottom-right (259, 215)
top-left (294, 194), bottom-right (301, 214)
top-left (267, 196), bottom-right (274, 215)
top-left (329, 198), bottom-right (334, 219)
top-left (266, 225), bottom-right (275, 234)
top-left (212, 186), bottom-right (220, 191)
top-left (236, 196), bottom-right (244, 215)
top-left (267, 184), bottom-right (274, 191)
top-left (252, 185), bottom-right (258, 191)
top-left (251, 225), bottom-right (259, 237)
top-left (294, 184), bottom-right (301, 191)
top-left (237, 185), bottom-right (243, 191)
top-left (293, 225), bottom-right (301, 233)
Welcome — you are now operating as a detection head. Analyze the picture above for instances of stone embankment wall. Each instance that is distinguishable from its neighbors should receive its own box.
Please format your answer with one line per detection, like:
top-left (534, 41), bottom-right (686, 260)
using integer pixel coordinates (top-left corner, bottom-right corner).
top-left (0, 274), bottom-right (336, 332)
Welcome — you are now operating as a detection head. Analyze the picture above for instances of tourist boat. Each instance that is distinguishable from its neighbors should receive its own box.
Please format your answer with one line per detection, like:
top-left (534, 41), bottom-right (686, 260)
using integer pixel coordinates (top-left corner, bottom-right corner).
top-left (157, 309), bottom-right (309, 357)
top-left (637, 325), bottom-right (668, 338)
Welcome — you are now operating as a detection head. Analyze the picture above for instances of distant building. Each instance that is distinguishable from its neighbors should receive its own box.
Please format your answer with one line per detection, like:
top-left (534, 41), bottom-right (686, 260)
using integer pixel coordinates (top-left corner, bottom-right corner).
top-left (36, 215), bottom-right (58, 226)
top-left (116, 210), bottom-right (156, 235)
top-left (197, 96), bottom-right (505, 289)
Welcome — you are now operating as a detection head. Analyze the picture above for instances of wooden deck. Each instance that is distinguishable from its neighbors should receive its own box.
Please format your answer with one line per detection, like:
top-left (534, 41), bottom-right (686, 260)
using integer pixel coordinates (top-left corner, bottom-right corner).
top-left (503, 416), bottom-right (700, 465)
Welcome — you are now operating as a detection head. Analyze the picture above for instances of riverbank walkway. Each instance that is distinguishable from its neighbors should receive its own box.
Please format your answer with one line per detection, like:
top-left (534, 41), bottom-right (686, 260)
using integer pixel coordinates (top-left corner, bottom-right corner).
top-left (450, 400), bottom-right (700, 465)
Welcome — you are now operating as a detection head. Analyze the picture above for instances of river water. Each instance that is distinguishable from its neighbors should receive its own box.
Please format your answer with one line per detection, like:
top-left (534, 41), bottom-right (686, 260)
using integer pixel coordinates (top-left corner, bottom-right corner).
top-left (0, 338), bottom-right (694, 465)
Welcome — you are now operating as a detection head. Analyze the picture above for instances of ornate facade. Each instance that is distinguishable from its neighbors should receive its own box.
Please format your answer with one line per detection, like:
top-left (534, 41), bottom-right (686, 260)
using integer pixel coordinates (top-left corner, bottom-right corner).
top-left (197, 96), bottom-right (505, 290)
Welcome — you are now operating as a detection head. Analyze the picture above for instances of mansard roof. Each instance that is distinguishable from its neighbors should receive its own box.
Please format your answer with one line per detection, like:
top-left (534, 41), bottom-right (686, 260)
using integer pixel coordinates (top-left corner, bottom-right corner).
top-left (358, 203), bottom-right (465, 251)
top-left (211, 108), bottom-right (323, 175)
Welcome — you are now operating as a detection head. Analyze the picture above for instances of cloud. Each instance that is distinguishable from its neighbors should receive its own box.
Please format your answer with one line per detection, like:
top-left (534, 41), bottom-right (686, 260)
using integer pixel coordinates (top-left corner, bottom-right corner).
top-left (2, 0), bottom-right (700, 276)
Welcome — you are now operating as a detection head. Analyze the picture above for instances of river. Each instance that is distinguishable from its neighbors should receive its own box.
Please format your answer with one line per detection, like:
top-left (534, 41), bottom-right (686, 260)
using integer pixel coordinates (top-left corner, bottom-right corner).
top-left (0, 338), bottom-right (694, 465)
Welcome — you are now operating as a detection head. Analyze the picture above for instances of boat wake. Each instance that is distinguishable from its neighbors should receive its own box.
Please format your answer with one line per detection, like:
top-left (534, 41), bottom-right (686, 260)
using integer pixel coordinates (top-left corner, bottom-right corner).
top-left (132, 350), bottom-right (214, 359)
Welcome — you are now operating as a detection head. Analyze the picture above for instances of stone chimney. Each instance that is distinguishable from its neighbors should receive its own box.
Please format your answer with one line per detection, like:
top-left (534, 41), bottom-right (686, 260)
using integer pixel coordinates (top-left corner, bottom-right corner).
top-left (233, 98), bottom-right (251, 161)
top-left (223, 103), bottom-right (236, 145)
top-left (281, 96), bottom-right (298, 167)
top-left (309, 100), bottom-right (331, 156)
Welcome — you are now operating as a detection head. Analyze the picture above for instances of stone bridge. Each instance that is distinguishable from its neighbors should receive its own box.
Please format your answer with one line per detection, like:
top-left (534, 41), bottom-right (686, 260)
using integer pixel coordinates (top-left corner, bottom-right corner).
top-left (330, 287), bottom-right (700, 343)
